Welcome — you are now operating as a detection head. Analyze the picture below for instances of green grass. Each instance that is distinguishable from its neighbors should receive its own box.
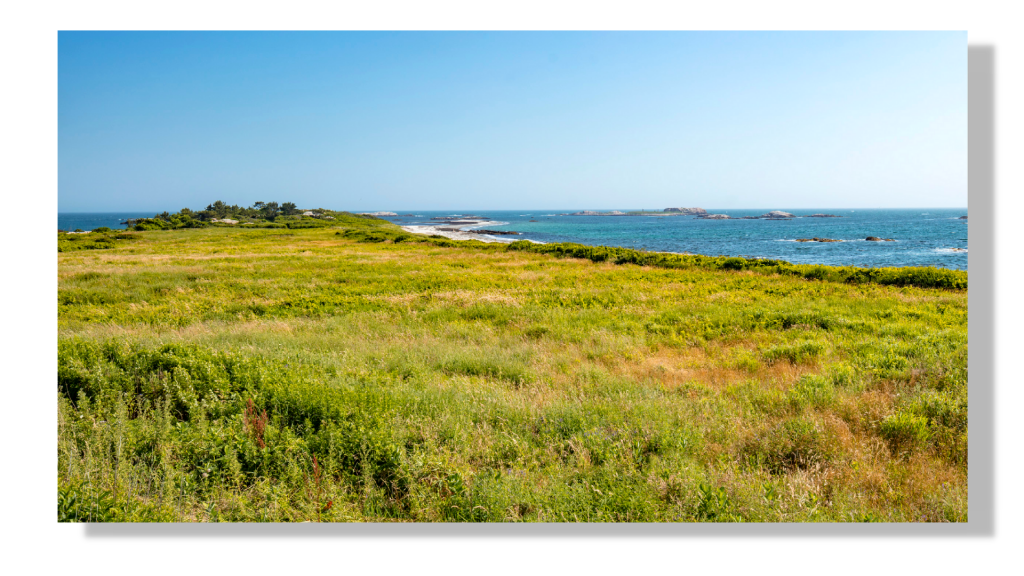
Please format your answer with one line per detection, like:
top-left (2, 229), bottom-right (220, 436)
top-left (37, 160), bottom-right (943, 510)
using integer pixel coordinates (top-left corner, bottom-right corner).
top-left (57, 218), bottom-right (967, 522)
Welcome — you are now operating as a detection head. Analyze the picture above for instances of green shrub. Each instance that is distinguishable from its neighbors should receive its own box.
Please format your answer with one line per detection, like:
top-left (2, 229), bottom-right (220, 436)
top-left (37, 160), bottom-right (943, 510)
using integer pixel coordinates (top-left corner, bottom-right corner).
top-left (57, 230), bottom-right (137, 253)
top-left (741, 417), bottom-right (839, 474)
top-left (504, 241), bottom-right (966, 290)
top-left (879, 412), bottom-right (931, 454)
top-left (58, 481), bottom-right (120, 522)
top-left (695, 483), bottom-right (739, 521)
top-left (762, 341), bottom-right (826, 365)
top-left (787, 374), bottom-right (837, 410)
top-left (436, 353), bottom-right (529, 385)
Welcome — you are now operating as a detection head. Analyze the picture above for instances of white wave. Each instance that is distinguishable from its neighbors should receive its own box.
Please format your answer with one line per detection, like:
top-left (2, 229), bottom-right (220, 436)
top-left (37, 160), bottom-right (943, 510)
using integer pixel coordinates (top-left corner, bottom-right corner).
top-left (935, 248), bottom-right (968, 254)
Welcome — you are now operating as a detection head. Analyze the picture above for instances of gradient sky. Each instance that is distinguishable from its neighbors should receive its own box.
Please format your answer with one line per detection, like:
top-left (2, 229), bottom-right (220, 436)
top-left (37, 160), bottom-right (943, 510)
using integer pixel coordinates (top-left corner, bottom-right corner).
top-left (58, 31), bottom-right (966, 212)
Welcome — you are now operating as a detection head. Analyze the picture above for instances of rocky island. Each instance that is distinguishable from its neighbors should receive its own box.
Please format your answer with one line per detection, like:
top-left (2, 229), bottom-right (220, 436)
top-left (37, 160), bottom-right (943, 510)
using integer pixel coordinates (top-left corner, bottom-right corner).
top-left (760, 211), bottom-right (795, 219)
top-left (693, 210), bottom-right (800, 220)
top-left (663, 207), bottom-right (707, 215)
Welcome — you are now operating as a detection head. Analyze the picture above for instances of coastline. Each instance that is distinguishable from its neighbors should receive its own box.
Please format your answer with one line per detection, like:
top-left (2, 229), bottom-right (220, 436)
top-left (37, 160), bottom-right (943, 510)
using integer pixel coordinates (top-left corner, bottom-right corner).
top-left (400, 219), bottom-right (545, 244)
top-left (400, 225), bottom-right (513, 243)
top-left (384, 209), bottom-right (967, 271)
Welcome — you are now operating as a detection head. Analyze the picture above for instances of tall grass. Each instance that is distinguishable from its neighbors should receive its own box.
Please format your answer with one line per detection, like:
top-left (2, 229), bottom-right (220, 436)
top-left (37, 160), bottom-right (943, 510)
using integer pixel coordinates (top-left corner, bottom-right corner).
top-left (57, 220), bottom-right (967, 522)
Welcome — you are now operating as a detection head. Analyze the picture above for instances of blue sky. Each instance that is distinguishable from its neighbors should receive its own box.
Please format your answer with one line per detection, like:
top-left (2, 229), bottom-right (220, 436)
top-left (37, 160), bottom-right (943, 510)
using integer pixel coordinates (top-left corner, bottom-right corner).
top-left (58, 31), bottom-right (966, 212)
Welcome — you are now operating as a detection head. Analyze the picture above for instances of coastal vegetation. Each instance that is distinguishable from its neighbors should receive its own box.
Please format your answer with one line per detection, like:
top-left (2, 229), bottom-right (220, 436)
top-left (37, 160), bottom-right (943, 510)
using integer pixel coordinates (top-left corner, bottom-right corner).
top-left (58, 214), bottom-right (967, 522)
top-left (119, 200), bottom-right (361, 231)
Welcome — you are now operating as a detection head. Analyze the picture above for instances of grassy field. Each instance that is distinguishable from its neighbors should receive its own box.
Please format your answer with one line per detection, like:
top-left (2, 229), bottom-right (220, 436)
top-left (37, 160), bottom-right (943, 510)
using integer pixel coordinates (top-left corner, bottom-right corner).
top-left (57, 215), bottom-right (967, 522)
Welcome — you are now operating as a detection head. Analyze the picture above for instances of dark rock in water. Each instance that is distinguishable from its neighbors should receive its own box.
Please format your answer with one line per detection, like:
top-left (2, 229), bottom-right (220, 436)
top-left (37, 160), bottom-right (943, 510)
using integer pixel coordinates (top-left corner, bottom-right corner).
top-left (664, 207), bottom-right (707, 215)
top-left (959, 215), bottom-right (968, 220)
top-left (760, 210), bottom-right (796, 219)
top-left (805, 214), bottom-right (842, 218)
top-left (865, 237), bottom-right (896, 242)
top-left (739, 216), bottom-right (760, 220)
top-left (435, 227), bottom-right (519, 235)
top-left (795, 238), bottom-right (842, 243)
top-left (699, 214), bottom-right (732, 220)
top-left (468, 229), bottom-right (520, 235)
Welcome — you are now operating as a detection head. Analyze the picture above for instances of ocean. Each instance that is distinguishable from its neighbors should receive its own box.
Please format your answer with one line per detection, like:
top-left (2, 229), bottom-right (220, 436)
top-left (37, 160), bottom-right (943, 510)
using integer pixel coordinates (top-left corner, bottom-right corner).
top-left (58, 208), bottom-right (968, 270)
top-left (58, 212), bottom-right (157, 233)
top-left (383, 209), bottom-right (968, 271)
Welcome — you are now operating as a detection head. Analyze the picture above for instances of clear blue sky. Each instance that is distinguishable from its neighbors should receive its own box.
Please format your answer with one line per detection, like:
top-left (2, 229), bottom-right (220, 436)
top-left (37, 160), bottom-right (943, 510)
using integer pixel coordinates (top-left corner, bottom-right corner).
top-left (58, 31), bottom-right (966, 212)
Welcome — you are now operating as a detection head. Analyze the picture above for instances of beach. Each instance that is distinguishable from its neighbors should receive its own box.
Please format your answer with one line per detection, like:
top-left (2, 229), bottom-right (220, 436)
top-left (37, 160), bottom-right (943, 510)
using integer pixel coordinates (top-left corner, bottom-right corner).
top-left (399, 224), bottom-right (513, 243)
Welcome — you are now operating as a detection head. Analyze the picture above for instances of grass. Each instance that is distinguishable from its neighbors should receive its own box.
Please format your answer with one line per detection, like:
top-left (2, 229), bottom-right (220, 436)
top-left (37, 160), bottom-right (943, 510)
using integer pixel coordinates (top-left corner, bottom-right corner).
top-left (57, 217), bottom-right (967, 522)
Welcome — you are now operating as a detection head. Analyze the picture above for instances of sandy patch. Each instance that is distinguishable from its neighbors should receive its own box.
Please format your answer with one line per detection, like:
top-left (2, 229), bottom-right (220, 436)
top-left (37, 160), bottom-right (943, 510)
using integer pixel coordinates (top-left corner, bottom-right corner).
top-left (401, 225), bottom-right (513, 243)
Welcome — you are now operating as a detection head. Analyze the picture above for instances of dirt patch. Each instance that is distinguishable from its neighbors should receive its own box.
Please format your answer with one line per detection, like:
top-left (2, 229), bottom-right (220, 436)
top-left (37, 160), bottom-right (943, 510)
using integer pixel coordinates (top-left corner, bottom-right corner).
top-left (431, 290), bottom-right (522, 307)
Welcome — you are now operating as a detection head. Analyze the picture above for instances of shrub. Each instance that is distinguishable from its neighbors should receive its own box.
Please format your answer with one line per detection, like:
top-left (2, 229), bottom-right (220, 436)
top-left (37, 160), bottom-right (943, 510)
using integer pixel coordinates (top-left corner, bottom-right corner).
top-left (504, 241), bottom-right (966, 290)
top-left (58, 481), bottom-right (120, 522)
top-left (787, 374), bottom-right (837, 411)
top-left (762, 341), bottom-right (826, 365)
top-left (741, 417), bottom-right (839, 474)
top-left (879, 412), bottom-right (931, 454)
top-left (436, 353), bottom-right (529, 386)
top-left (695, 483), bottom-right (738, 521)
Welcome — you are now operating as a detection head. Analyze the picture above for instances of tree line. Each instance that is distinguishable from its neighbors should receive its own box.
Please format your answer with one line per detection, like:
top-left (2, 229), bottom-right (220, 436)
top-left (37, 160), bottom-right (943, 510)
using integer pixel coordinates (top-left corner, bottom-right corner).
top-left (160, 200), bottom-right (303, 222)
top-left (128, 201), bottom-right (315, 230)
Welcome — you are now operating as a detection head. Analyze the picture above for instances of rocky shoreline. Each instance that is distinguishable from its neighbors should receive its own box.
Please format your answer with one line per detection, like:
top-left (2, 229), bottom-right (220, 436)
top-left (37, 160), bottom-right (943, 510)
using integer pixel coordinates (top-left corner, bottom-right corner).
top-left (436, 227), bottom-right (520, 236)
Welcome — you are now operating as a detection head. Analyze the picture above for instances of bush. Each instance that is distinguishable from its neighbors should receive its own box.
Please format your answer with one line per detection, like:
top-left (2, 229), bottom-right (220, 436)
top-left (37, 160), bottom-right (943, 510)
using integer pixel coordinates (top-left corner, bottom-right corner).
top-left (504, 241), bottom-right (966, 290)
top-left (58, 338), bottom-right (407, 500)
top-left (740, 417), bottom-right (839, 474)
top-left (879, 412), bottom-right (931, 454)
top-left (436, 353), bottom-right (530, 386)
top-left (58, 230), bottom-right (137, 253)
top-left (762, 341), bottom-right (826, 365)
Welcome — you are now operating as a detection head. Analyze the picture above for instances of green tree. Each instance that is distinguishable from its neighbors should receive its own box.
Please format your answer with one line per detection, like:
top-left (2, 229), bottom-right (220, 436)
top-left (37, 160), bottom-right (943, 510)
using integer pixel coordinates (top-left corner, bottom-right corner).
top-left (261, 202), bottom-right (280, 221)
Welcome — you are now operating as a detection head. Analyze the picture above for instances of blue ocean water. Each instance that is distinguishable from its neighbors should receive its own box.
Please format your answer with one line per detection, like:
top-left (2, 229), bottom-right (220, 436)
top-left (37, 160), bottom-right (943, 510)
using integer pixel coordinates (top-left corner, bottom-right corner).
top-left (58, 209), bottom-right (969, 270)
top-left (385, 209), bottom-right (968, 270)
top-left (58, 212), bottom-right (155, 232)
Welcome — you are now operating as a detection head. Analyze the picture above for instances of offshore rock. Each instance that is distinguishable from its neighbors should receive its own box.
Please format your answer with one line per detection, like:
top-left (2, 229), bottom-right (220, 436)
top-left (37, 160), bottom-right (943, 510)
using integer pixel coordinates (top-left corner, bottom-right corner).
top-left (664, 207), bottom-right (708, 215)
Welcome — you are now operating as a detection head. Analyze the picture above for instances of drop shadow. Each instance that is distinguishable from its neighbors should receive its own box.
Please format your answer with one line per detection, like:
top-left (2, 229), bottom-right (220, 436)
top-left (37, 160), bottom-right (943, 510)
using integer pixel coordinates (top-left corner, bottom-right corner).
top-left (965, 44), bottom-right (995, 535)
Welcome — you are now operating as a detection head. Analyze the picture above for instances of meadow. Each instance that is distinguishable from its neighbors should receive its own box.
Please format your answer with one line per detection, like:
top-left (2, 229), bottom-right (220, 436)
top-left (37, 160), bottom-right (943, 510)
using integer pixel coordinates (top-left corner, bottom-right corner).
top-left (57, 214), bottom-right (967, 522)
